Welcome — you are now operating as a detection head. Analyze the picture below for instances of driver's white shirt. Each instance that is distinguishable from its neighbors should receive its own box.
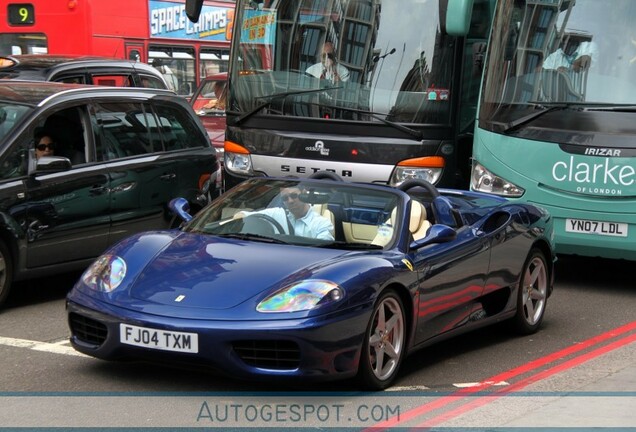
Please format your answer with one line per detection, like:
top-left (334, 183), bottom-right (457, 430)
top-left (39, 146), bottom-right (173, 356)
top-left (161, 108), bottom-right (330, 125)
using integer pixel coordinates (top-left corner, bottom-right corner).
top-left (306, 62), bottom-right (350, 82)
top-left (245, 207), bottom-right (334, 240)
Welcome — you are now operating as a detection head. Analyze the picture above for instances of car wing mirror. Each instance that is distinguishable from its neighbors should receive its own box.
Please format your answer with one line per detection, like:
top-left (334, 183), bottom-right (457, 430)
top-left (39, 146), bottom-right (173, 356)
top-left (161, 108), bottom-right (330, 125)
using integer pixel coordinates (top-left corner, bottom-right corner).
top-left (30, 155), bottom-right (72, 176)
top-left (169, 197), bottom-right (193, 223)
top-left (410, 224), bottom-right (457, 249)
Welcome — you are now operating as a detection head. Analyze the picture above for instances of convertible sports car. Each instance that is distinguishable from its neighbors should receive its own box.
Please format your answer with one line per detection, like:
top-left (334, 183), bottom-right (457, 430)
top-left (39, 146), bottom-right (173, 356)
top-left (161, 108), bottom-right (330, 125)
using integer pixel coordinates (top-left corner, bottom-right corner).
top-left (66, 174), bottom-right (555, 389)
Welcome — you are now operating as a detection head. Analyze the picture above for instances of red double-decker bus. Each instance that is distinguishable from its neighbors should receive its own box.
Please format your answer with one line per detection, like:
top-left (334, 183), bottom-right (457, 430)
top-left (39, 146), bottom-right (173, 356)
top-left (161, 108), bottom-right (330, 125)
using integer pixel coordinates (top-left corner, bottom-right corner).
top-left (0, 0), bottom-right (234, 95)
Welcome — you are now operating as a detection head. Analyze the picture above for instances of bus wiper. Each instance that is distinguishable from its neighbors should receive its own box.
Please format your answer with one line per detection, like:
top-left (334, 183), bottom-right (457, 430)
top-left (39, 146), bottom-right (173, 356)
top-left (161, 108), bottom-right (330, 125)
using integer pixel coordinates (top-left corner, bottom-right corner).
top-left (231, 86), bottom-right (342, 126)
top-left (319, 105), bottom-right (424, 140)
top-left (501, 103), bottom-right (570, 134)
top-left (583, 104), bottom-right (636, 112)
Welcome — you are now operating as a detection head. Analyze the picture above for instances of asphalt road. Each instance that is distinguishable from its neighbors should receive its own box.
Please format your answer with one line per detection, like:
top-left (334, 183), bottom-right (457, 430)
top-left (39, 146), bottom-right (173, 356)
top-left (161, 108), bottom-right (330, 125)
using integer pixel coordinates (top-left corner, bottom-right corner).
top-left (0, 254), bottom-right (634, 428)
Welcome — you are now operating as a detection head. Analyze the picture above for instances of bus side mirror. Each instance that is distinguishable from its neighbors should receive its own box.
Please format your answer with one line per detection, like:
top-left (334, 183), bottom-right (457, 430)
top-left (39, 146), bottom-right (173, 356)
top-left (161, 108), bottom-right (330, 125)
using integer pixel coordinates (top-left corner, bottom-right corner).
top-left (185, 0), bottom-right (204, 23)
top-left (446, 0), bottom-right (474, 36)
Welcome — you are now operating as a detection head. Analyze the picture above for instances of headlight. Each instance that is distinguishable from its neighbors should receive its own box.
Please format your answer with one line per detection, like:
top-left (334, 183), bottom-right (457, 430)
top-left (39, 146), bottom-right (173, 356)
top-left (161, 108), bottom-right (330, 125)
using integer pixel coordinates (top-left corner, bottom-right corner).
top-left (257, 280), bottom-right (344, 313)
top-left (389, 156), bottom-right (445, 187)
top-left (471, 162), bottom-right (524, 197)
top-left (81, 255), bottom-right (127, 292)
top-left (224, 141), bottom-right (253, 176)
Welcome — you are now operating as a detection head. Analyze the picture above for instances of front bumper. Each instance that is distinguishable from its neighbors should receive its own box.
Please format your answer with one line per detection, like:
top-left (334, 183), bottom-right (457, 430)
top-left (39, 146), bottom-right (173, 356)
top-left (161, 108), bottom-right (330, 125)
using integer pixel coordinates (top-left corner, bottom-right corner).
top-left (66, 289), bottom-right (371, 383)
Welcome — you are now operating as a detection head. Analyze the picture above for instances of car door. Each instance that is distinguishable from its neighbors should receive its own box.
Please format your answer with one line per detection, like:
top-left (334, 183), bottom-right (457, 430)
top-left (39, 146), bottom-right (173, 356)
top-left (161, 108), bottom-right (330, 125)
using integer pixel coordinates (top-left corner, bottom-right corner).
top-left (410, 209), bottom-right (491, 345)
top-left (89, 99), bottom-right (174, 246)
top-left (105, 98), bottom-right (217, 246)
top-left (21, 105), bottom-right (112, 268)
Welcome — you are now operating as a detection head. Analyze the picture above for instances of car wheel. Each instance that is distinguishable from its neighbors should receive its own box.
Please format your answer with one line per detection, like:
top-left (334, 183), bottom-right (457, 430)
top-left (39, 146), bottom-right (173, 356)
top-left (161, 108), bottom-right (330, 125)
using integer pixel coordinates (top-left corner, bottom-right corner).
top-left (357, 290), bottom-right (406, 390)
top-left (0, 240), bottom-right (14, 308)
top-left (512, 248), bottom-right (548, 335)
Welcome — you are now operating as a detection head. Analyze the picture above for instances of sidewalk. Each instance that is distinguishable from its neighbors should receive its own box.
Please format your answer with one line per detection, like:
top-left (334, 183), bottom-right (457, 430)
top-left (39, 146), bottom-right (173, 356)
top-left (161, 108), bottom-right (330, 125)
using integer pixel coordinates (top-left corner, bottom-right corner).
top-left (433, 339), bottom-right (636, 429)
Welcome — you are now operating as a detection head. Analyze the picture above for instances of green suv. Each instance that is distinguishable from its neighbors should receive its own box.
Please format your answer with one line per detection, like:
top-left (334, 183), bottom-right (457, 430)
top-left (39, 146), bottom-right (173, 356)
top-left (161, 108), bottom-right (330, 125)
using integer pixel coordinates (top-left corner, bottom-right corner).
top-left (0, 80), bottom-right (219, 307)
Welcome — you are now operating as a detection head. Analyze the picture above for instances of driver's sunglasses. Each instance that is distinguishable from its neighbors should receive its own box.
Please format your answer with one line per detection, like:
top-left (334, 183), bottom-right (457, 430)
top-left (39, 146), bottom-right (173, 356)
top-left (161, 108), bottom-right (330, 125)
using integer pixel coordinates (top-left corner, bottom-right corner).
top-left (36, 143), bottom-right (55, 151)
top-left (321, 52), bottom-right (335, 60)
top-left (281, 192), bottom-right (300, 201)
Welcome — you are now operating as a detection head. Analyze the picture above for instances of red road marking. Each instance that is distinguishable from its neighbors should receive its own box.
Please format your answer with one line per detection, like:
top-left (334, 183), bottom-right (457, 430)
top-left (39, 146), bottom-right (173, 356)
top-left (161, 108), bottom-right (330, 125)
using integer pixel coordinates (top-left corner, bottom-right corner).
top-left (418, 331), bottom-right (636, 428)
top-left (366, 320), bottom-right (636, 430)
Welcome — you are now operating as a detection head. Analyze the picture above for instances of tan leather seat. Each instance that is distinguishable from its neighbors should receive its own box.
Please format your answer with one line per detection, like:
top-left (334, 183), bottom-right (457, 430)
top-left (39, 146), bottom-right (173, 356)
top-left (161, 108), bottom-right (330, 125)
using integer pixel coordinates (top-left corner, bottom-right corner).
top-left (371, 201), bottom-right (431, 246)
top-left (409, 201), bottom-right (432, 241)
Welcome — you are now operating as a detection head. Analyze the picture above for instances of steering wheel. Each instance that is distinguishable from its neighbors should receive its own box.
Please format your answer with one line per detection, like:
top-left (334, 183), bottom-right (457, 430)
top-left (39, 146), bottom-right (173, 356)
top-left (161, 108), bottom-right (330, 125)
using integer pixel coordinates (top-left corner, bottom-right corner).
top-left (397, 179), bottom-right (440, 198)
top-left (308, 171), bottom-right (344, 181)
top-left (244, 213), bottom-right (286, 235)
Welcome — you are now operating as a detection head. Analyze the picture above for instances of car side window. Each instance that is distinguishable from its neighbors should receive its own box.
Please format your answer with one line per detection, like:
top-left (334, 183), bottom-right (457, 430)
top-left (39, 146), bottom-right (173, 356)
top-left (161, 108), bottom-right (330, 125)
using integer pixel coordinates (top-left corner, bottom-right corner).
top-left (0, 137), bottom-right (29, 180)
top-left (56, 76), bottom-right (87, 84)
top-left (138, 74), bottom-right (168, 89)
top-left (42, 107), bottom-right (87, 165)
top-left (153, 103), bottom-right (208, 151)
top-left (92, 101), bottom-right (159, 160)
top-left (91, 74), bottom-right (135, 87)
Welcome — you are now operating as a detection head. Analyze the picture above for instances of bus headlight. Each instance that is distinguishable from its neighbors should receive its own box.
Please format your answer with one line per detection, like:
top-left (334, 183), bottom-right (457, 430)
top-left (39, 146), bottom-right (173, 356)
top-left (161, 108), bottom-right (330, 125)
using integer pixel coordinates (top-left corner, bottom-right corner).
top-left (389, 156), bottom-right (445, 186)
top-left (224, 141), bottom-right (253, 176)
top-left (471, 162), bottom-right (524, 197)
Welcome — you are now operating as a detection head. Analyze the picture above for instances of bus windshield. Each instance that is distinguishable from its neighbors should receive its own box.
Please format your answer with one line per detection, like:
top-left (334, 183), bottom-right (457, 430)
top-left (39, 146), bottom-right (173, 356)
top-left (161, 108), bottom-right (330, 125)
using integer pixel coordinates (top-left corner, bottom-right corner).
top-left (480, 0), bottom-right (636, 128)
top-left (229, 0), bottom-right (455, 125)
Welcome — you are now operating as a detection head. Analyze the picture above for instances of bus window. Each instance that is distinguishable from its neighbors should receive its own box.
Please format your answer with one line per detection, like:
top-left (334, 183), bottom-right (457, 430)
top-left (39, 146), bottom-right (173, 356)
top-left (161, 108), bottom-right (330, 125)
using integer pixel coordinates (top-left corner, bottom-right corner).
top-left (0, 33), bottom-right (47, 55)
top-left (149, 46), bottom-right (197, 96)
top-left (200, 48), bottom-right (230, 79)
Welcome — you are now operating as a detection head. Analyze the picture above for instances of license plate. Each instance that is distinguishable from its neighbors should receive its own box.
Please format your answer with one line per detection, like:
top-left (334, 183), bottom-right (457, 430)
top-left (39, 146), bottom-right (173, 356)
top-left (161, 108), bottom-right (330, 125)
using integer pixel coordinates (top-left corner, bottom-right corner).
top-left (119, 324), bottom-right (198, 353)
top-left (565, 218), bottom-right (628, 237)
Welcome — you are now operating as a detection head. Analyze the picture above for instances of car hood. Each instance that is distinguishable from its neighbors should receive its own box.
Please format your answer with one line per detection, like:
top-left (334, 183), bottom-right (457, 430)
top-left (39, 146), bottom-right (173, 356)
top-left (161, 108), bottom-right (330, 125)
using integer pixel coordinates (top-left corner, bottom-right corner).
top-left (124, 232), bottom-right (348, 311)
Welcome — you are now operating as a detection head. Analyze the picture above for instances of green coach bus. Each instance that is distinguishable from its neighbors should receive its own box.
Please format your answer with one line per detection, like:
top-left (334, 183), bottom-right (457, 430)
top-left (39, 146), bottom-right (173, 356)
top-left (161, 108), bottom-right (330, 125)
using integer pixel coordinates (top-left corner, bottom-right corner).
top-left (470, 0), bottom-right (636, 260)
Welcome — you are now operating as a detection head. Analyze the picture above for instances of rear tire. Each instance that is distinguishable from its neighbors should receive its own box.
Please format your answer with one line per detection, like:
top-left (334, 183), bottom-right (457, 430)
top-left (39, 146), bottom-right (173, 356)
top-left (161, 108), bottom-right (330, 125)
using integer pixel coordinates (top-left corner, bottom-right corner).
top-left (512, 248), bottom-right (548, 335)
top-left (357, 289), bottom-right (406, 390)
top-left (0, 240), bottom-right (14, 309)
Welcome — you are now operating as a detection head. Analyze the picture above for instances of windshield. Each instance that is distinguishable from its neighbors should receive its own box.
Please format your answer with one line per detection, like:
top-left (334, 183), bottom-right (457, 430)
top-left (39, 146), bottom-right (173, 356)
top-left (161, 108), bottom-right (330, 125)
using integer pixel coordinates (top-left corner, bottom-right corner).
top-left (229, 0), bottom-right (455, 125)
top-left (0, 102), bottom-right (31, 142)
top-left (480, 0), bottom-right (636, 125)
top-left (183, 178), bottom-right (401, 249)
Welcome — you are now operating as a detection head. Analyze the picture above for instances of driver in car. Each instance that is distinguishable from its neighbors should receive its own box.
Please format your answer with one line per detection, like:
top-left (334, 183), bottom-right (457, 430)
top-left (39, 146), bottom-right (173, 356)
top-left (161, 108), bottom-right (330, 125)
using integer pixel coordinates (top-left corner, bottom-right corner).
top-left (234, 186), bottom-right (334, 240)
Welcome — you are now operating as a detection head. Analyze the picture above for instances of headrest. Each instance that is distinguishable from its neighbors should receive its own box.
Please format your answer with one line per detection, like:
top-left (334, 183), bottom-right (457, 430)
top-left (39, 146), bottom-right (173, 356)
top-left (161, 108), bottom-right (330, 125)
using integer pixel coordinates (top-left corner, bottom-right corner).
top-left (409, 201), bottom-right (427, 233)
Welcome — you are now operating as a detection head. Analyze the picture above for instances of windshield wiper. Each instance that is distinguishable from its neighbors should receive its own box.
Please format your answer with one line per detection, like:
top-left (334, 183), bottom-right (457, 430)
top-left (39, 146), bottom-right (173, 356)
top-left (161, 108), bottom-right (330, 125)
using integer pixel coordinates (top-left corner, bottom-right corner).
top-left (500, 103), bottom-right (571, 134)
top-left (215, 233), bottom-right (287, 244)
top-left (583, 104), bottom-right (636, 112)
top-left (316, 241), bottom-right (383, 250)
top-left (231, 86), bottom-right (342, 126)
top-left (318, 105), bottom-right (425, 140)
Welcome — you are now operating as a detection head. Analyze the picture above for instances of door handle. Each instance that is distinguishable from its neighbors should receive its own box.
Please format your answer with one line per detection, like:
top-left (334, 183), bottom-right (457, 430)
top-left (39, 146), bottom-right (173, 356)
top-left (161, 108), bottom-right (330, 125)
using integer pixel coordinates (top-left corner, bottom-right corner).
top-left (89, 185), bottom-right (108, 196)
top-left (160, 173), bottom-right (177, 181)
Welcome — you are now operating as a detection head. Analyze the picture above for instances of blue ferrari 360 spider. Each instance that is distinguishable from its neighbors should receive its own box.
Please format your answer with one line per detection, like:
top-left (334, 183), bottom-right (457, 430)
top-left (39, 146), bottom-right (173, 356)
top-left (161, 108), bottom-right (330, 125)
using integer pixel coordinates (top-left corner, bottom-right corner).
top-left (67, 174), bottom-right (555, 389)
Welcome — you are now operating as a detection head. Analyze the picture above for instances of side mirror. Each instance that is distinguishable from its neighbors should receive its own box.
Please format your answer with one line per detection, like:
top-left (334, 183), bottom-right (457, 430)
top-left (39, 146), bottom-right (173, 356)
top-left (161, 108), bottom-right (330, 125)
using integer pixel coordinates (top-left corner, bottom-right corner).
top-left (185, 0), bottom-right (204, 22)
top-left (446, 0), bottom-right (474, 36)
top-left (169, 197), bottom-right (193, 223)
top-left (30, 155), bottom-right (72, 175)
top-left (410, 224), bottom-right (457, 249)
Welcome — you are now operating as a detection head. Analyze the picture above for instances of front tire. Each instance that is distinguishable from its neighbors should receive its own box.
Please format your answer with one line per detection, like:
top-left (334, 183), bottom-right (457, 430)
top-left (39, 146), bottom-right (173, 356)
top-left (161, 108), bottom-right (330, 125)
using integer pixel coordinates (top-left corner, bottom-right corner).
top-left (357, 289), bottom-right (406, 390)
top-left (512, 248), bottom-right (548, 335)
top-left (0, 240), bottom-right (14, 308)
